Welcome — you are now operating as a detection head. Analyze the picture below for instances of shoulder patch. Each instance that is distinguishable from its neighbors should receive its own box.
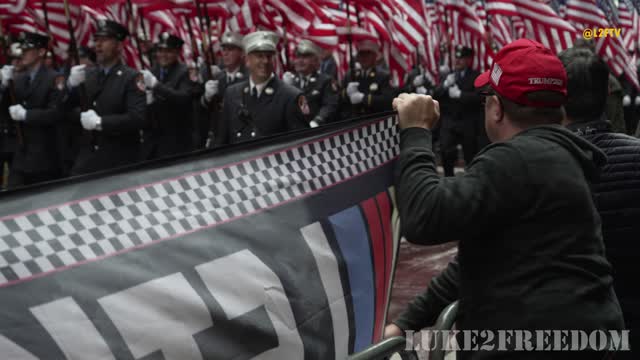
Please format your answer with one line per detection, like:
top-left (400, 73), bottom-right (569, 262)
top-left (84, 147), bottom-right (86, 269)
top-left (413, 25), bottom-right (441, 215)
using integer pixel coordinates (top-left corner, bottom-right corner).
top-left (298, 95), bottom-right (310, 115)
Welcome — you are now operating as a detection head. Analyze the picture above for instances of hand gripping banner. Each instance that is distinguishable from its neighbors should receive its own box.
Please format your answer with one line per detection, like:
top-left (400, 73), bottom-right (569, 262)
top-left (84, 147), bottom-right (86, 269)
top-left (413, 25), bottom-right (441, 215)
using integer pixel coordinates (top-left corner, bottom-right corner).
top-left (0, 115), bottom-right (400, 360)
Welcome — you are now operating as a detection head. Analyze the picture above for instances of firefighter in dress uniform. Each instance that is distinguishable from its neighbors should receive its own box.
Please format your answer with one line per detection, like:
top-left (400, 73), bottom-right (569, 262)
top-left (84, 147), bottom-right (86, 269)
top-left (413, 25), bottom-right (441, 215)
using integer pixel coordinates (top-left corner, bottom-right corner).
top-left (215, 31), bottom-right (309, 146)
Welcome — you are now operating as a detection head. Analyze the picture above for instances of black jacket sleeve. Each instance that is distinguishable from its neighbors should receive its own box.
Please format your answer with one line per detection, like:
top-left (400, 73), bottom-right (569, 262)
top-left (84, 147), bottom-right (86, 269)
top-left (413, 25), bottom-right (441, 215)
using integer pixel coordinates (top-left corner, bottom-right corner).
top-left (395, 127), bottom-right (530, 244)
top-left (314, 80), bottom-right (338, 124)
top-left (153, 72), bottom-right (194, 107)
top-left (215, 90), bottom-right (232, 146)
top-left (26, 79), bottom-right (63, 126)
top-left (393, 256), bottom-right (460, 331)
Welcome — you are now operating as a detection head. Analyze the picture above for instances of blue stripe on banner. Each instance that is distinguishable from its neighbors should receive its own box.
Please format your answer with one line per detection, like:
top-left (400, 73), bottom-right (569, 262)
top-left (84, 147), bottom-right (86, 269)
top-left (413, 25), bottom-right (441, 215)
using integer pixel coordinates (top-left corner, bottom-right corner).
top-left (329, 206), bottom-right (374, 353)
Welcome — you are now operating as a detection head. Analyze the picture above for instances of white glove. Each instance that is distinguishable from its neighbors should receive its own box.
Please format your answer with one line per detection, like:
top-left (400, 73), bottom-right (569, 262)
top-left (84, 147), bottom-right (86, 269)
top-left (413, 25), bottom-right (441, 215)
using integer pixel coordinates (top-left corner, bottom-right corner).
top-left (412, 74), bottom-right (425, 87)
top-left (141, 69), bottom-right (158, 89)
top-left (210, 65), bottom-right (222, 76)
top-left (1, 65), bottom-right (14, 87)
top-left (635, 96), bottom-right (640, 106)
top-left (349, 92), bottom-right (365, 104)
top-left (146, 90), bottom-right (154, 105)
top-left (67, 64), bottom-right (87, 88)
top-left (309, 120), bottom-right (319, 128)
top-left (204, 80), bottom-right (219, 101)
top-left (439, 64), bottom-right (450, 75)
top-left (346, 82), bottom-right (360, 96)
top-left (443, 73), bottom-right (456, 88)
top-left (623, 95), bottom-right (631, 107)
top-left (282, 71), bottom-right (295, 86)
top-left (416, 86), bottom-right (427, 95)
top-left (80, 110), bottom-right (101, 131)
top-left (448, 84), bottom-right (461, 99)
top-left (8, 104), bottom-right (26, 122)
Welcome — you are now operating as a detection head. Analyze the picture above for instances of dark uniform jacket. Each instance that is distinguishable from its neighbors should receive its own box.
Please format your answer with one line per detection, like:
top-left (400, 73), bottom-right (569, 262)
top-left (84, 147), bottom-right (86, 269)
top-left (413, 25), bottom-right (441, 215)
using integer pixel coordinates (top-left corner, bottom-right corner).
top-left (149, 62), bottom-right (198, 157)
top-left (293, 71), bottom-right (338, 125)
top-left (395, 125), bottom-right (623, 359)
top-left (64, 62), bottom-right (146, 175)
top-left (198, 66), bottom-right (247, 148)
top-left (339, 66), bottom-right (395, 119)
top-left (0, 85), bottom-right (18, 159)
top-left (216, 76), bottom-right (308, 146)
top-left (10, 65), bottom-right (64, 175)
top-left (433, 68), bottom-right (482, 126)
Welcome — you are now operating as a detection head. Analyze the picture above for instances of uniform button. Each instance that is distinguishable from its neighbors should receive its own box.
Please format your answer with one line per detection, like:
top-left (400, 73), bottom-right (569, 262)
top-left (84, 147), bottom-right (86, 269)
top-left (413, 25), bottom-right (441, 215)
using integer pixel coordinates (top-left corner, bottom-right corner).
top-left (94, 145), bottom-right (100, 151)
top-left (93, 101), bottom-right (97, 106)
top-left (250, 131), bottom-right (256, 137)
top-left (236, 132), bottom-right (242, 137)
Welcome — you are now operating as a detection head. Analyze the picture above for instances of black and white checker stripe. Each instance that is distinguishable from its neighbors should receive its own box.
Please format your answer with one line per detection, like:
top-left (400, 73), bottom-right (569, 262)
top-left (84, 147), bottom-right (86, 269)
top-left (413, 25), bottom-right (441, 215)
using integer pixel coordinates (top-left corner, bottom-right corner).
top-left (0, 118), bottom-right (398, 285)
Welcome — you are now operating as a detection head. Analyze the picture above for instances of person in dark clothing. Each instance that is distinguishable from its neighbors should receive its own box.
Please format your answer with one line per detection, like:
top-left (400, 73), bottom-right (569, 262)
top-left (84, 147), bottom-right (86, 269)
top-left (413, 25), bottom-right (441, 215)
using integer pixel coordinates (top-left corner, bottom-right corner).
top-left (391, 39), bottom-right (623, 359)
top-left (200, 31), bottom-right (247, 148)
top-left (2, 32), bottom-right (64, 187)
top-left (63, 20), bottom-right (146, 175)
top-left (320, 49), bottom-right (337, 80)
top-left (215, 31), bottom-right (308, 146)
top-left (339, 40), bottom-right (396, 119)
top-left (558, 46), bottom-right (640, 359)
top-left (433, 45), bottom-right (485, 177)
top-left (141, 32), bottom-right (198, 158)
top-left (283, 39), bottom-right (339, 127)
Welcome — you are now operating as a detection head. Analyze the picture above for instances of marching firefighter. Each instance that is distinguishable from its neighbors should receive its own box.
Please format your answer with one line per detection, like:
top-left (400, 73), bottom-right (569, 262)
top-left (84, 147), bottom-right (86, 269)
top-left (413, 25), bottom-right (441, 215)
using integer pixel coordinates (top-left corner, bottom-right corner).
top-left (434, 45), bottom-right (484, 176)
top-left (339, 39), bottom-right (396, 119)
top-left (215, 31), bottom-right (309, 146)
top-left (140, 32), bottom-right (198, 158)
top-left (1, 32), bottom-right (65, 187)
top-left (283, 39), bottom-right (338, 127)
top-left (200, 31), bottom-right (247, 148)
top-left (63, 19), bottom-right (146, 175)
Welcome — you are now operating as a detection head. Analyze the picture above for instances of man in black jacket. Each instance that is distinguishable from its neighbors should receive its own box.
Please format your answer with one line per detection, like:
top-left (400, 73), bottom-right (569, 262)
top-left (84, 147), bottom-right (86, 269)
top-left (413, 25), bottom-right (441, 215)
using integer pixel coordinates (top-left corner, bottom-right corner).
top-left (391, 39), bottom-right (623, 359)
top-left (141, 32), bottom-right (198, 158)
top-left (434, 45), bottom-right (485, 176)
top-left (216, 31), bottom-right (308, 146)
top-left (283, 39), bottom-right (338, 127)
top-left (63, 20), bottom-right (146, 175)
top-left (1, 32), bottom-right (64, 186)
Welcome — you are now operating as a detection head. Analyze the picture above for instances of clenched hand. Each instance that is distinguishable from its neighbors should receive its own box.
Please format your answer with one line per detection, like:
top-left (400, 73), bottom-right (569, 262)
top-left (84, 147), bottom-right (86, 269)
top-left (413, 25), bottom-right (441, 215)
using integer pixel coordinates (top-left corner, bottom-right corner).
top-left (392, 93), bottom-right (440, 130)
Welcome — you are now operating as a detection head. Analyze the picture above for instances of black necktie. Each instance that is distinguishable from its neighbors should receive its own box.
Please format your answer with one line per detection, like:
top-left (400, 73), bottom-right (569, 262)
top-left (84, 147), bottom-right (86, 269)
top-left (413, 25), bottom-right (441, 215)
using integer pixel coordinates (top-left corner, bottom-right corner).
top-left (252, 86), bottom-right (258, 99)
top-left (160, 68), bottom-right (167, 82)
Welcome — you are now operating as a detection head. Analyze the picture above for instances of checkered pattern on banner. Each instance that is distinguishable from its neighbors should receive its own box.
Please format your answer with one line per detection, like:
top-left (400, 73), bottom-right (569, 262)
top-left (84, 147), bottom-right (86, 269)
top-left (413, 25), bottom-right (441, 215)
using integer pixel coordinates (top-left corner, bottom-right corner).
top-left (0, 118), bottom-right (398, 286)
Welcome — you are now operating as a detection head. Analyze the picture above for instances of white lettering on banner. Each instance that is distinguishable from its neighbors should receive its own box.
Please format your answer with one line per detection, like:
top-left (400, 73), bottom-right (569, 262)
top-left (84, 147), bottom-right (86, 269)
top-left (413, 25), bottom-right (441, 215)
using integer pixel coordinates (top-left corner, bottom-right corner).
top-left (0, 335), bottom-right (39, 360)
top-left (30, 297), bottom-right (116, 360)
top-left (195, 250), bottom-right (305, 360)
top-left (301, 223), bottom-right (349, 359)
top-left (98, 273), bottom-right (213, 360)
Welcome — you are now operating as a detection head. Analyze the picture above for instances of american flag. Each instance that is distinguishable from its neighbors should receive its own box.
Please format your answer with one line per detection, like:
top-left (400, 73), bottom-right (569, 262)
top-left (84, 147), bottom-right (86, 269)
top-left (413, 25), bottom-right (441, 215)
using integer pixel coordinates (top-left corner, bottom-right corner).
top-left (567, 0), bottom-right (640, 90)
top-left (445, 0), bottom-right (494, 71)
top-left (619, 0), bottom-right (640, 53)
top-left (486, 0), bottom-right (578, 55)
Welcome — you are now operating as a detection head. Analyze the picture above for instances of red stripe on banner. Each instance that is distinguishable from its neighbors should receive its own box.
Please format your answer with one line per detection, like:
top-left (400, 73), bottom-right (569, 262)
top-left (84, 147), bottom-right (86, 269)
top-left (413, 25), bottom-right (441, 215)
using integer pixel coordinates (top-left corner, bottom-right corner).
top-left (362, 198), bottom-right (385, 343)
top-left (376, 190), bottom-right (393, 316)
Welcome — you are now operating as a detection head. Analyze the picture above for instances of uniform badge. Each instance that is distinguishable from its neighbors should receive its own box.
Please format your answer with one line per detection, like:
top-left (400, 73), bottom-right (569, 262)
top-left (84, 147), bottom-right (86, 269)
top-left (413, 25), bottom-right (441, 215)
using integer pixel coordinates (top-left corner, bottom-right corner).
top-left (236, 72), bottom-right (244, 79)
top-left (369, 72), bottom-right (376, 78)
top-left (55, 75), bottom-right (66, 91)
top-left (117, 70), bottom-right (122, 76)
top-left (136, 74), bottom-right (146, 92)
top-left (310, 77), bottom-right (316, 83)
top-left (298, 95), bottom-right (310, 115)
top-left (312, 89), bottom-right (320, 96)
top-left (369, 82), bottom-right (379, 92)
top-left (264, 87), bottom-right (274, 95)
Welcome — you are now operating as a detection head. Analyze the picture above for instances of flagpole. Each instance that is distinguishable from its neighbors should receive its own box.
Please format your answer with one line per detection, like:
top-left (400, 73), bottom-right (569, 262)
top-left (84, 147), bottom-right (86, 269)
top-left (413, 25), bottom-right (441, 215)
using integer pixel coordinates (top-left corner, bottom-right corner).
top-left (195, 0), bottom-right (212, 79)
top-left (41, 1), bottom-right (58, 69)
top-left (345, 0), bottom-right (355, 77)
top-left (201, 0), bottom-right (216, 66)
top-left (184, 16), bottom-right (199, 66)
top-left (125, 0), bottom-right (146, 69)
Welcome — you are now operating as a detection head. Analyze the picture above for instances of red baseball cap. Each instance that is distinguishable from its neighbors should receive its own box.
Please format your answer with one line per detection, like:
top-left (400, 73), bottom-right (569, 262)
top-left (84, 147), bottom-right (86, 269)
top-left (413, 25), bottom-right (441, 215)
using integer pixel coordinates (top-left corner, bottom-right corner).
top-left (474, 39), bottom-right (567, 107)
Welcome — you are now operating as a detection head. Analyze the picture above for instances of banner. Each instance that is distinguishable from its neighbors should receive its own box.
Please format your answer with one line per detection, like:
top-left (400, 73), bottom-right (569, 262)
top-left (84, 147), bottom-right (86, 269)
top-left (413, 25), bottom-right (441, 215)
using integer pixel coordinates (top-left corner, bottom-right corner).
top-left (0, 115), bottom-right (399, 359)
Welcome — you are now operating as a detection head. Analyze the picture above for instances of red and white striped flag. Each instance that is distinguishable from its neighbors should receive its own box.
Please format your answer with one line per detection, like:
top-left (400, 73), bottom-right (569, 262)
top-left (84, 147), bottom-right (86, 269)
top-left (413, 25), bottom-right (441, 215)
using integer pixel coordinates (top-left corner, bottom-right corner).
top-left (619, 0), bottom-right (640, 53)
top-left (566, 0), bottom-right (640, 89)
top-left (445, 0), bottom-right (494, 71)
top-left (486, 0), bottom-right (578, 55)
